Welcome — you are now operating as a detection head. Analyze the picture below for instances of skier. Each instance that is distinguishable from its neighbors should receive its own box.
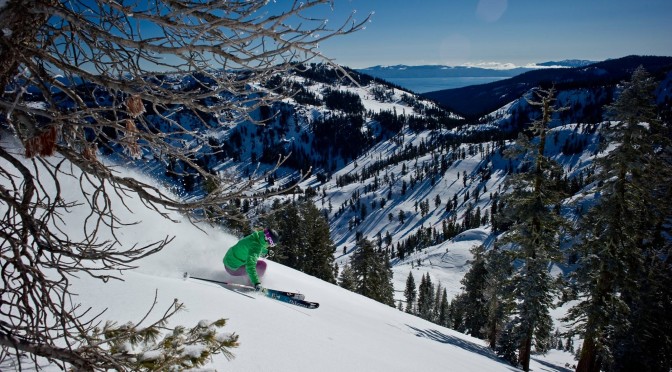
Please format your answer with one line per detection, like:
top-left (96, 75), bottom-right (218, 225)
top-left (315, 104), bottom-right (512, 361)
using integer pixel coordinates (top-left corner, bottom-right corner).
top-left (223, 228), bottom-right (280, 291)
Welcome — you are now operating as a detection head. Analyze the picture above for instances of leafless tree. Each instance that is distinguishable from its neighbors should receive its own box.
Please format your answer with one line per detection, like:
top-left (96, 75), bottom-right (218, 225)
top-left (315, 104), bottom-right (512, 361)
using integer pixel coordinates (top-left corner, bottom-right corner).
top-left (0, 0), bottom-right (367, 369)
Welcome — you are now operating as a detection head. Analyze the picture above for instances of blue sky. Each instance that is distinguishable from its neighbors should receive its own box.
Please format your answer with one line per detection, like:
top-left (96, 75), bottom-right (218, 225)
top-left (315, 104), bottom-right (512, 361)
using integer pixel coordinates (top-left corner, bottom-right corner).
top-left (301, 0), bottom-right (672, 68)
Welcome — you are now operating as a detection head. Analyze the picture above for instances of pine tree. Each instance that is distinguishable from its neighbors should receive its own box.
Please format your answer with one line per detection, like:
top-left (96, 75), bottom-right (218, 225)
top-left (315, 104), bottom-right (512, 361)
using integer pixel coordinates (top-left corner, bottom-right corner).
top-left (338, 263), bottom-right (357, 291)
top-left (350, 238), bottom-right (395, 306)
top-left (302, 201), bottom-right (337, 283)
top-left (450, 293), bottom-right (467, 333)
top-left (498, 87), bottom-right (567, 371)
top-left (564, 334), bottom-right (574, 353)
top-left (404, 271), bottom-right (417, 314)
top-left (432, 282), bottom-right (444, 323)
top-left (552, 329), bottom-right (563, 350)
top-left (567, 66), bottom-right (672, 372)
top-left (482, 247), bottom-right (515, 350)
top-left (380, 250), bottom-right (396, 306)
top-left (417, 273), bottom-right (435, 321)
top-left (268, 202), bottom-right (302, 268)
top-left (265, 200), bottom-right (336, 283)
top-left (496, 322), bottom-right (519, 366)
top-left (607, 68), bottom-right (672, 372)
top-left (437, 288), bottom-right (452, 328)
top-left (459, 244), bottom-right (489, 338)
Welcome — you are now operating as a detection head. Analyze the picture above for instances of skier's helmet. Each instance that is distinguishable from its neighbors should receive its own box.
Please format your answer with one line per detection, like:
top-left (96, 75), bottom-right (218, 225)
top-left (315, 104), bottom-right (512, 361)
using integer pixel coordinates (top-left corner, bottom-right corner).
top-left (264, 228), bottom-right (280, 247)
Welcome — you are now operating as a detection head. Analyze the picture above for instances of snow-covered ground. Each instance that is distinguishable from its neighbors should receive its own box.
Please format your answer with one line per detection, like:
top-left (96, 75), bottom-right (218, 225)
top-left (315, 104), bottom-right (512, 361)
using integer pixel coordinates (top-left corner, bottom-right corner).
top-left (390, 228), bottom-right (492, 303)
top-left (0, 145), bottom-right (575, 371)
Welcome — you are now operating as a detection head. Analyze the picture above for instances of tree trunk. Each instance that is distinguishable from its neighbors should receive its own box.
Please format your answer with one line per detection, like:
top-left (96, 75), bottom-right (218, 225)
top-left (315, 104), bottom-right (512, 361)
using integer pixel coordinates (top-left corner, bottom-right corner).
top-left (576, 336), bottom-right (601, 372)
top-left (520, 332), bottom-right (533, 371)
top-left (487, 320), bottom-right (498, 350)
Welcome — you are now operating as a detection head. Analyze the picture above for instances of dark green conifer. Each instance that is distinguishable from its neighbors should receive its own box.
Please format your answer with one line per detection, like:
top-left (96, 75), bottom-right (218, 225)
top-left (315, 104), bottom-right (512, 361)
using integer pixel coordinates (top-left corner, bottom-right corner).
top-left (338, 263), bottom-right (357, 291)
top-left (437, 288), bottom-right (451, 328)
top-left (350, 238), bottom-right (395, 306)
top-left (459, 244), bottom-right (489, 338)
top-left (404, 271), bottom-right (417, 314)
top-left (264, 200), bottom-right (336, 283)
top-left (417, 273), bottom-right (435, 321)
top-left (482, 247), bottom-right (515, 350)
top-left (568, 66), bottom-right (672, 372)
top-left (498, 87), bottom-right (567, 371)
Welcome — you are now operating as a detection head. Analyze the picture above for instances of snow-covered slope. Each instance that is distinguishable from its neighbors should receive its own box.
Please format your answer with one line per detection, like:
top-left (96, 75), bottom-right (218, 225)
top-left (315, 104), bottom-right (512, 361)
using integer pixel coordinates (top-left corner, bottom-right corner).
top-left (0, 144), bottom-right (574, 371)
top-left (75, 257), bottom-right (522, 372)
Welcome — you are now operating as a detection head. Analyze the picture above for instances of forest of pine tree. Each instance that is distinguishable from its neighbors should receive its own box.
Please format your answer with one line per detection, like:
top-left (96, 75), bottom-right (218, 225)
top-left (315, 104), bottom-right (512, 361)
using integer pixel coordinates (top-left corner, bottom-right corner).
top-left (451, 68), bottom-right (672, 372)
top-left (262, 199), bottom-right (337, 283)
top-left (346, 238), bottom-right (395, 306)
top-left (566, 66), bottom-right (672, 372)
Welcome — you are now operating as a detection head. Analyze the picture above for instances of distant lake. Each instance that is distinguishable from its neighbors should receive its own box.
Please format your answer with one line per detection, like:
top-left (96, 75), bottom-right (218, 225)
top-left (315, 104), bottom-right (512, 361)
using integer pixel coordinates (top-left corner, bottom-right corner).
top-left (383, 76), bottom-right (509, 93)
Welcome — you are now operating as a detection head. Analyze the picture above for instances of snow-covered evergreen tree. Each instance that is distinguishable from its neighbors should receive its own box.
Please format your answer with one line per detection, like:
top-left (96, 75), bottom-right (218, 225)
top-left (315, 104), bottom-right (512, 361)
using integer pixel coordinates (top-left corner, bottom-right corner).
top-left (437, 288), bottom-right (452, 328)
top-left (607, 67), bottom-right (672, 372)
top-left (265, 200), bottom-right (337, 283)
top-left (417, 273), bottom-right (435, 321)
top-left (404, 271), bottom-right (417, 314)
top-left (458, 244), bottom-right (489, 338)
top-left (498, 87), bottom-right (567, 371)
top-left (567, 66), bottom-right (672, 372)
top-left (482, 247), bottom-right (515, 350)
top-left (350, 238), bottom-right (395, 306)
top-left (338, 263), bottom-right (358, 292)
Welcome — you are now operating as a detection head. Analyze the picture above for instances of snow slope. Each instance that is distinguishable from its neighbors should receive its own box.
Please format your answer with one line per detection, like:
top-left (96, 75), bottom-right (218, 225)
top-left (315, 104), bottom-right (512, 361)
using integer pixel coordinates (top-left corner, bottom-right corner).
top-left (0, 143), bottom-right (574, 371)
top-left (63, 220), bottom-right (572, 372)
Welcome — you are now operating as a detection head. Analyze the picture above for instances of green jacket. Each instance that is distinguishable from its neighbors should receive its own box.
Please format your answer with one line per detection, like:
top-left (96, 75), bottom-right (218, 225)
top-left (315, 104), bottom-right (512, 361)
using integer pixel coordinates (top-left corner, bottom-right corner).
top-left (223, 230), bottom-right (269, 285)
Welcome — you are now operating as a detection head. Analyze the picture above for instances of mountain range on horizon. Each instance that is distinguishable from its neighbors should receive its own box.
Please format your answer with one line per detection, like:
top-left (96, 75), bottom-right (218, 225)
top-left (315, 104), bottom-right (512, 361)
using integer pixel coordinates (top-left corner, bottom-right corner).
top-left (356, 59), bottom-right (598, 77)
top-left (354, 55), bottom-right (672, 119)
top-left (354, 59), bottom-right (601, 93)
top-left (421, 55), bottom-right (672, 119)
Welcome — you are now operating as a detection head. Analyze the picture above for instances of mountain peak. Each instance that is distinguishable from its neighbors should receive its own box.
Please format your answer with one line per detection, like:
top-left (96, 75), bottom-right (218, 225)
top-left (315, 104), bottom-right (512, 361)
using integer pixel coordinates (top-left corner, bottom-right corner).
top-left (535, 59), bottom-right (599, 68)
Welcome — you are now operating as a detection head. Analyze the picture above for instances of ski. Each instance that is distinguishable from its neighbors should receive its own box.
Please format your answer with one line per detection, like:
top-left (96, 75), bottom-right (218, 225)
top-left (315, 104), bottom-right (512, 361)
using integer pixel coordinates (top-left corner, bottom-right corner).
top-left (265, 291), bottom-right (320, 309)
top-left (184, 273), bottom-right (307, 301)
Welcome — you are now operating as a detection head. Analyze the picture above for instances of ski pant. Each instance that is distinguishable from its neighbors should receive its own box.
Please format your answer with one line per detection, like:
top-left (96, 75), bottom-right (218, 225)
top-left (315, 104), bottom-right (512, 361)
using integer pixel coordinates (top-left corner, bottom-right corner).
top-left (225, 260), bottom-right (266, 279)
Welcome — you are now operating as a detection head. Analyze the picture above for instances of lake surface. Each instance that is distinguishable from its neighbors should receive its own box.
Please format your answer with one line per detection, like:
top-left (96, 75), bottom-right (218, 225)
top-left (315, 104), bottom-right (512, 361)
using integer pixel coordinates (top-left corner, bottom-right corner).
top-left (384, 76), bottom-right (508, 93)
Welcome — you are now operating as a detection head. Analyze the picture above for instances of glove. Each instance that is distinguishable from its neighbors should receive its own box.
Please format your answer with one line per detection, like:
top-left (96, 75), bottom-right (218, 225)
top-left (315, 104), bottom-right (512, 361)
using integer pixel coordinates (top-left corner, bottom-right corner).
top-left (254, 283), bottom-right (264, 292)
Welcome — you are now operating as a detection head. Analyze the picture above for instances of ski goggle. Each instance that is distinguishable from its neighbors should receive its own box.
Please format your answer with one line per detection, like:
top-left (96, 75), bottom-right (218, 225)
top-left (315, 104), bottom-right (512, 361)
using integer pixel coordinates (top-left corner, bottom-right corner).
top-left (264, 229), bottom-right (276, 247)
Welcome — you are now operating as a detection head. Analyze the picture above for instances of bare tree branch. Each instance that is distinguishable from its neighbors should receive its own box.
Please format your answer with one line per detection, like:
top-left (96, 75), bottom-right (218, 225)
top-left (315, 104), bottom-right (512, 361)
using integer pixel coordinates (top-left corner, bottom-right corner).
top-left (0, 0), bottom-right (366, 369)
